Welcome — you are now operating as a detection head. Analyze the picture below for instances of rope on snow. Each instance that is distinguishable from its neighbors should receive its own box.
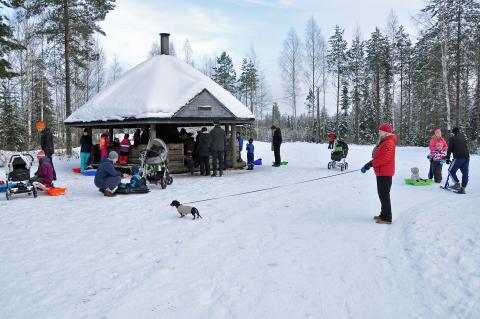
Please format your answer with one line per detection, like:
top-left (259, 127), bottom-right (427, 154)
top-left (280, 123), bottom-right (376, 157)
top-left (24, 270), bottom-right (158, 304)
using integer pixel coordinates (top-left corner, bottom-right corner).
top-left (183, 169), bottom-right (362, 205)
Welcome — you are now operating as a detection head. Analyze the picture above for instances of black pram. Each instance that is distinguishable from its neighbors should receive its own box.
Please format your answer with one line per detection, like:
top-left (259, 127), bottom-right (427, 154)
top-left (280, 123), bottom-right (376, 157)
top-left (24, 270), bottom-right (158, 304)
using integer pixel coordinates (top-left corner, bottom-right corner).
top-left (328, 140), bottom-right (349, 171)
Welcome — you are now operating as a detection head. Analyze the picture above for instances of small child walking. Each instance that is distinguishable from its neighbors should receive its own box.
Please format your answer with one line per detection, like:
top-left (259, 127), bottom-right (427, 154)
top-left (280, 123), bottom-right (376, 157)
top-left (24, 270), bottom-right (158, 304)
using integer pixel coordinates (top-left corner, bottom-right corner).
top-left (429, 142), bottom-right (447, 183)
top-left (246, 138), bottom-right (254, 170)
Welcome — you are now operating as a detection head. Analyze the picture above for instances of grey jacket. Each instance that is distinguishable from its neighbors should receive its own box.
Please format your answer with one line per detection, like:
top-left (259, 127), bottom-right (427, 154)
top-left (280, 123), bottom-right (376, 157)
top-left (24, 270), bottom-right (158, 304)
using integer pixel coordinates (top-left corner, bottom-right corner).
top-left (209, 125), bottom-right (226, 151)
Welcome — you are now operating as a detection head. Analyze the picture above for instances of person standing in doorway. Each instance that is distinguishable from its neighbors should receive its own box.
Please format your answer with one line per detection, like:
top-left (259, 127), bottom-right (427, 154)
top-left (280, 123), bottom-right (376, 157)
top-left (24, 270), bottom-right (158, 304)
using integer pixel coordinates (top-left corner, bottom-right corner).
top-left (197, 127), bottom-right (210, 176)
top-left (271, 125), bottom-right (282, 167)
top-left (80, 128), bottom-right (92, 172)
top-left (236, 131), bottom-right (244, 162)
top-left (361, 123), bottom-right (397, 224)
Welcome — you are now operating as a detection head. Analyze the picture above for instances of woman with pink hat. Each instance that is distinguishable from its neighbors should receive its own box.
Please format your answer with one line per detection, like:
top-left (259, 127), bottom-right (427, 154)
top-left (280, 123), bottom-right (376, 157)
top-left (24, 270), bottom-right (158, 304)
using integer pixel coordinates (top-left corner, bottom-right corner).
top-left (428, 128), bottom-right (448, 181)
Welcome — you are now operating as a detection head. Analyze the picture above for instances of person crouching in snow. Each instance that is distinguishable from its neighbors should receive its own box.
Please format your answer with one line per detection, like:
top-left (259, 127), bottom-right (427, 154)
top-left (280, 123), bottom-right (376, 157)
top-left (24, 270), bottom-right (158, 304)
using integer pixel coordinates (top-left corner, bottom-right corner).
top-left (246, 138), bottom-right (255, 170)
top-left (31, 150), bottom-right (54, 190)
top-left (361, 123), bottom-right (397, 224)
top-left (94, 151), bottom-right (130, 197)
top-left (429, 142), bottom-right (447, 183)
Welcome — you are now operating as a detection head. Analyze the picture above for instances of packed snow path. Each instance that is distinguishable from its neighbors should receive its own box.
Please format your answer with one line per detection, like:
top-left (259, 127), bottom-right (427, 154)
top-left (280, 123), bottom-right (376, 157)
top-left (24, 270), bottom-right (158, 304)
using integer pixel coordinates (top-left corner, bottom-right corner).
top-left (1, 142), bottom-right (479, 319)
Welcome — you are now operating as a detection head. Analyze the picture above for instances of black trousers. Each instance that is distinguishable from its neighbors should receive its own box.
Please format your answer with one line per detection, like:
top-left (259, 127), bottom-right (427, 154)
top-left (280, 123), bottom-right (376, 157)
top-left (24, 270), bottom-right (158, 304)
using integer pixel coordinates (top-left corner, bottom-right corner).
top-left (429, 160), bottom-right (443, 183)
top-left (328, 141), bottom-right (334, 149)
top-left (273, 144), bottom-right (281, 165)
top-left (199, 156), bottom-right (210, 175)
top-left (376, 176), bottom-right (392, 222)
top-left (211, 150), bottom-right (224, 174)
top-left (247, 153), bottom-right (254, 169)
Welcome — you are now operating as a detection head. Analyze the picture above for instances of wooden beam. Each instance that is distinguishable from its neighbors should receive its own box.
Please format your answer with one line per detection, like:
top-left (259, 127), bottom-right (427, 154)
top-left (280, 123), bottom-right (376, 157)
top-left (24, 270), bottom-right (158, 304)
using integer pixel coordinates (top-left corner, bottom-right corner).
top-left (230, 124), bottom-right (237, 168)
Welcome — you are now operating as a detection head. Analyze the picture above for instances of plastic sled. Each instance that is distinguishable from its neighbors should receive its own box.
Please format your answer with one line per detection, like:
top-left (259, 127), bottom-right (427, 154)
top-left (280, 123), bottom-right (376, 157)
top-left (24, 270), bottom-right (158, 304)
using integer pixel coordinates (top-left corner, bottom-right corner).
top-left (254, 159), bottom-right (262, 166)
top-left (46, 187), bottom-right (67, 196)
top-left (272, 161), bottom-right (289, 166)
top-left (0, 183), bottom-right (18, 192)
top-left (72, 167), bottom-right (81, 174)
top-left (116, 186), bottom-right (150, 194)
top-left (81, 169), bottom-right (97, 176)
top-left (404, 178), bottom-right (433, 186)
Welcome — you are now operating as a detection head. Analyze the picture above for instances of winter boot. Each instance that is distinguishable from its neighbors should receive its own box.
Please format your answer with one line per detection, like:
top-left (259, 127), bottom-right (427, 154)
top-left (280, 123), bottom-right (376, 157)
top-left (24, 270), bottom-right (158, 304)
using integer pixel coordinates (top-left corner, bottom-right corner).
top-left (451, 183), bottom-right (461, 190)
top-left (104, 190), bottom-right (116, 197)
top-left (376, 218), bottom-right (392, 225)
top-left (373, 215), bottom-right (382, 221)
top-left (458, 187), bottom-right (466, 194)
top-left (376, 218), bottom-right (392, 224)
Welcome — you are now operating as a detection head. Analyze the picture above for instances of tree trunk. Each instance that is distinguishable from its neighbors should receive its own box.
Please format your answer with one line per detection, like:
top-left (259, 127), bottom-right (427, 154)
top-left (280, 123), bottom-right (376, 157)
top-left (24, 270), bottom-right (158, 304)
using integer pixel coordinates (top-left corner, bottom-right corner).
top-left (454, 1), bottom-right (463, 127)
top-left (64, 0), bottom-right (72, 155)
top-left (441, 30), bottom-right (452, 131)
top-left (336, 69), bottom-right (340, 136)
top-left (316, 87), bottom-right (320, 143)
top-left (375, 67), bottom-right (380, 126)
top-left (399, 54), bottom-right (403, 141)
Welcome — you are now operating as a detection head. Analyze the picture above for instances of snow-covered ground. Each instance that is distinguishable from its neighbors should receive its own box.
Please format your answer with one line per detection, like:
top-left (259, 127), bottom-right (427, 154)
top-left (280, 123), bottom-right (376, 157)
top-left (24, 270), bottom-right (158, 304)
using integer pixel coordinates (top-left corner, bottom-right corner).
top-left (0, 142), bottom-right (479, 319)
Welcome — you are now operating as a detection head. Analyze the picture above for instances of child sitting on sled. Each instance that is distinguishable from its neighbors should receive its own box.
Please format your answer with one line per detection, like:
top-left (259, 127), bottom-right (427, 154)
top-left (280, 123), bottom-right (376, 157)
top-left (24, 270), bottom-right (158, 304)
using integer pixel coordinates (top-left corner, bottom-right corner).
top-left (428, 142), bottom-right (447, 183)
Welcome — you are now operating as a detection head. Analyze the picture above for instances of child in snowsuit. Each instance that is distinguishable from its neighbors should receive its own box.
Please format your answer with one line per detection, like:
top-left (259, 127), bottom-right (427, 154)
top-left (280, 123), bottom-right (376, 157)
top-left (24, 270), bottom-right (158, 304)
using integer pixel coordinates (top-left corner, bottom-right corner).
top-left (31, 150), bottom-right (54, 190)
top-left (119, 134), bottom-right (131, 165)
top-left (99, 132), bottom-right (109, 159)
top-left (246, 138), bottom-right (254, 170)
top-left (429, 142), bottom-right (446, 183)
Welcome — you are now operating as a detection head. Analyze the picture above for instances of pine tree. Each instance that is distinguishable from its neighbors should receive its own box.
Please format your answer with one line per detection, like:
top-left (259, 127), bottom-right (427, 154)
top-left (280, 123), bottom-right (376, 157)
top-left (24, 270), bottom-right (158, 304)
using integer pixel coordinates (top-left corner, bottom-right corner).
top-left (327, 25), bottom-right (348, 136)
top-left (212, 51), bottom-right (237, 95)
top-left (347, 29), bottom-right (365, 143)
top-left (27, 0), bottom-right (116, 155)
top-left (0, 0), bottom-right (23, 79)
top-left (0, 80), bottom-right (25, 150)
top-left (339, 81), bottom-right (349, 139)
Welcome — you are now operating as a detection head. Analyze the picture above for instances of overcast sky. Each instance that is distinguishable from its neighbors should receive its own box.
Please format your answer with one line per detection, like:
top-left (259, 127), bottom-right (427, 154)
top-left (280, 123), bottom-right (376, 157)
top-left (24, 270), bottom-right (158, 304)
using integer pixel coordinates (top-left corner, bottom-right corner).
top-left (98, 0), bottom-right (425, 115)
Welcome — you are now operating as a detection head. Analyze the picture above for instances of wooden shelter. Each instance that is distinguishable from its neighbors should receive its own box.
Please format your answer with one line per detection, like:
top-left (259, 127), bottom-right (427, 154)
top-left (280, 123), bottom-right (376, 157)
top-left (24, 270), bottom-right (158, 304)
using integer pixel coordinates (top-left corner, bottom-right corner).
top-left (64, 34), bottom-right (254, 173)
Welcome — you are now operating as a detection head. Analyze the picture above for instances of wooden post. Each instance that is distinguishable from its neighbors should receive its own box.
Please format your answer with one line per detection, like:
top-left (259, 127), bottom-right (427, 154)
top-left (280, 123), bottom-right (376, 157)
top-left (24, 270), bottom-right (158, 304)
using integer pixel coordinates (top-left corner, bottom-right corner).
top-left (148, 123), bottom-right (156, 148)
top-left (109, 127), bottom-right (114, 140)
top-left (231, 124), bottom-right (237, 168)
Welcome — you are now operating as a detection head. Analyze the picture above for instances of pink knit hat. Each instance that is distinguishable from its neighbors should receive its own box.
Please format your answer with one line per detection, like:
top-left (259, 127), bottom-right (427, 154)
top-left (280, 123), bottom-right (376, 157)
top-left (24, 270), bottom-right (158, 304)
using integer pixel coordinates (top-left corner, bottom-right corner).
top-left (434, 128), bottom-right (442, 136)
top-left (378, 123), bottom-right (393, 133)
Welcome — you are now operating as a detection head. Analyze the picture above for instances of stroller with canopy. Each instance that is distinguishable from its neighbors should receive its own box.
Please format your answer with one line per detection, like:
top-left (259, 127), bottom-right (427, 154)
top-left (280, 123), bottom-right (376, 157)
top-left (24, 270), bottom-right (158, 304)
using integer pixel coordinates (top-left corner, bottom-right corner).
top-left (4, 154), bottom-right (37, 200)
top-left (327, 140), bottom-right (349, 171)
top-left (139, 138), bottom-right (173, 189)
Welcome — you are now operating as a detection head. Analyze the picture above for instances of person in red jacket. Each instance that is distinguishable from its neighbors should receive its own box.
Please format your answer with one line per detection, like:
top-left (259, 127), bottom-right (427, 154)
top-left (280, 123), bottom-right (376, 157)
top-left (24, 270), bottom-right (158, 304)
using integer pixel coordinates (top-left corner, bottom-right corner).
top-left (361, 123), bottom-right (396, 224)
top-left (328, 132), bottom-right (336, 149)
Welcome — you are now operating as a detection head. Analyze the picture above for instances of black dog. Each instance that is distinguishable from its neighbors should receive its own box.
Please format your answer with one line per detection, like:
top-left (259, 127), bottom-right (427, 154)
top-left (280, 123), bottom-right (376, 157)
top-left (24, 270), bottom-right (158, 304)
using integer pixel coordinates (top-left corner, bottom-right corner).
top-left (170, 200), bottom-right (202, 220)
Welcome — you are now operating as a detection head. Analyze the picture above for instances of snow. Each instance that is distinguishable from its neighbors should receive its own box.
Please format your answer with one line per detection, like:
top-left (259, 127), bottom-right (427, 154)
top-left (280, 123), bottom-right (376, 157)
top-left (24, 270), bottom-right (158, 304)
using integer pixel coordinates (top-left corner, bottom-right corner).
top-left (0, 142), bottom-right (479, 319)
top-left (64, 55), bottom-right (254, 123)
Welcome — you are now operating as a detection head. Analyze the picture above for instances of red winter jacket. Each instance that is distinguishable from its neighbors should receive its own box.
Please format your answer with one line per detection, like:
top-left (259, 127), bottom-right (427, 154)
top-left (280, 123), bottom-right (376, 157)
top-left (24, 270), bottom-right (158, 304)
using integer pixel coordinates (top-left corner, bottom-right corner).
top-left (372, 134), bottom-right (397, 177)
top-left (429, 136), bottom-right (448, 152)
top-left (328, 133), bottom-right (335, 142)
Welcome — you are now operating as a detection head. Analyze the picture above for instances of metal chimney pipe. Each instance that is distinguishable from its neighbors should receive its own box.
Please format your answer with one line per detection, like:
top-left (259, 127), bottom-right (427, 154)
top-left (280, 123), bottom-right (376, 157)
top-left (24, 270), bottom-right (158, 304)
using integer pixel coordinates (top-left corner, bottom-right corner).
top-left (159, 33), bottom-right (170, 55)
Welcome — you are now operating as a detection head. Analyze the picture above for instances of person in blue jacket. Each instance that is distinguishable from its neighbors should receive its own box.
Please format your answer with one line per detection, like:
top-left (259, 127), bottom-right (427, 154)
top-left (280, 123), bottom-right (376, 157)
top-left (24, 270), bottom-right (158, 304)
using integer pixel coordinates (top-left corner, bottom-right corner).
top-left (94, 151), bottom-right (129, 197)
top-left (246, 138), bottom-right (254, 170)
top-left (236, 131), bottom-right (244, 162)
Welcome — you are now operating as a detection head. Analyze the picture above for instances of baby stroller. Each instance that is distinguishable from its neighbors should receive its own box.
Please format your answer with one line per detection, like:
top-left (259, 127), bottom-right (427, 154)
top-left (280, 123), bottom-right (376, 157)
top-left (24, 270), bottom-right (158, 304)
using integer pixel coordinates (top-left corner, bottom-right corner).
top-left (139, 138), bottom-right (173, 189)
top-left (4, 154), bottom-right (37, 200)
top-left (327, 140), bottom-right (349, 171)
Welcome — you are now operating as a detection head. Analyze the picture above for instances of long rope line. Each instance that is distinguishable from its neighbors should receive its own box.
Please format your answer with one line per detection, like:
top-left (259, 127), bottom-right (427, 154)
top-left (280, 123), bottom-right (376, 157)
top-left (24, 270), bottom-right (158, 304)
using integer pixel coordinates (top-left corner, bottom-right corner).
top-left (183, 168), bottom-right (361, 205)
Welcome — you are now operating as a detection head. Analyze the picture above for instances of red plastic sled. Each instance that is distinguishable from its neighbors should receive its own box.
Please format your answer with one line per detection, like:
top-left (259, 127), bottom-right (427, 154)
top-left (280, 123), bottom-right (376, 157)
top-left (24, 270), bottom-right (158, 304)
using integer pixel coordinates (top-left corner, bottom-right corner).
top-left (46, 187), bottom-right (67, 196)
top-left (72, 167), bottom-right (81, 174)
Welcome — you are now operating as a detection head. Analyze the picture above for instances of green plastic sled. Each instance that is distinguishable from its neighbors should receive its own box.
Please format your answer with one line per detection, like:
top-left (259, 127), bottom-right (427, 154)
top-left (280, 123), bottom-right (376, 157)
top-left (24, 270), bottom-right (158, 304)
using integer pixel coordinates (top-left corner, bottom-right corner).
top-left (272, 161), bottom-right (289, 166)
top-left (404, 178), bottom-right (433, 186)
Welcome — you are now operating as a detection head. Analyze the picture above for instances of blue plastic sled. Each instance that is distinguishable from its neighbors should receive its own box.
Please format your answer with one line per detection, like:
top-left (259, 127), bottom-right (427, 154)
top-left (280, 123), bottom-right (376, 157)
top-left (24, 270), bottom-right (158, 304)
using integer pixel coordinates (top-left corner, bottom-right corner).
top-left (254, 159), bottom-right (262, 166)
top-left (0, 183), bottom-right (17, 192)
top-left (81, 170), bottom-right (97, 176)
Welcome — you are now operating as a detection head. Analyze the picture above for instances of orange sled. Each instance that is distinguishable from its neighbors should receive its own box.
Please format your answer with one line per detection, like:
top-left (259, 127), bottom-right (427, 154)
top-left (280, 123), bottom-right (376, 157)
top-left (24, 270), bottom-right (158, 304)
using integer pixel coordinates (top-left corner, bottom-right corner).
top-left (46, 187), bottom-right (67, 196)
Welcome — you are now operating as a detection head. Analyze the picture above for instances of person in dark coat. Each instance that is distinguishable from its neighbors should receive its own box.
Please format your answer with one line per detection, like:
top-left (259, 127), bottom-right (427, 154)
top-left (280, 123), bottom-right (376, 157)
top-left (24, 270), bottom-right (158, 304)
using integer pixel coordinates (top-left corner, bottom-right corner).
top-left (37, 121), bottom-right (57, 180)
top-left (94, 151), bottom-right (128, 197)
top-left (361, 123), bottom-right (396, 224)
top-left (183, 132), bottom-right (195, 174)
top-left (31, 150), bottom-right (54, 190)
top-left (271, 125), bottom-right (282, 167)
top-left (140, 127), bottom-right (150, 145)
top-left (197, 127), bottom-right (210, 176)
top-left (209, 120), bottom-right (226, 177)
top-left (446, 127), bottom-right (470, 194)
top-left (133, 129), bottom-right (141, 146)
top-left (80, 128), bottom-right (92, 172)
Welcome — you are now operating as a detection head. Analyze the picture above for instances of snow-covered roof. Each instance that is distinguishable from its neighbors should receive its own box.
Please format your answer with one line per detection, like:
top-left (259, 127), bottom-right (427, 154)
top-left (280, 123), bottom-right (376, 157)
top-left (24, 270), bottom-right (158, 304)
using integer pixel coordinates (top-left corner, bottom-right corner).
top-left (65, 55), bottom-right (254, 124)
